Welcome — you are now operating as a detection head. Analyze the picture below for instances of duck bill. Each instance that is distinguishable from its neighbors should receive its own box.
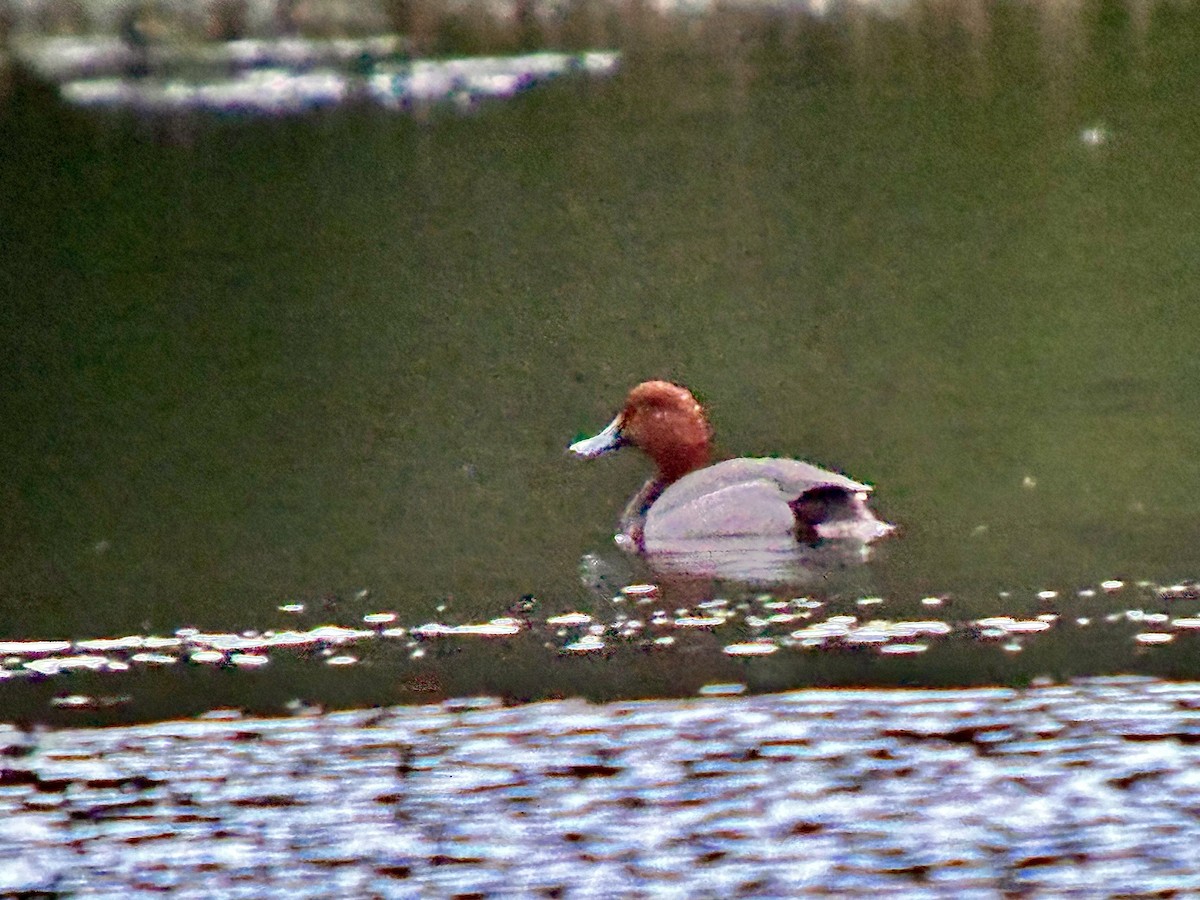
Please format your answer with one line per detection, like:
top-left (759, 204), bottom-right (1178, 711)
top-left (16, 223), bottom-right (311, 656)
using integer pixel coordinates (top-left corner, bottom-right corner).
top-left (569, 416), bottom-right (626, 458)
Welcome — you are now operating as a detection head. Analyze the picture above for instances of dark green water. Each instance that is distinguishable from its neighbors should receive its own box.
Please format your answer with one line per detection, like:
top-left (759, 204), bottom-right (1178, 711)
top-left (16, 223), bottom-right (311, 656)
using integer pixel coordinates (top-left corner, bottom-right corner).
top-left (3, 0), bottom-right (1199, 665)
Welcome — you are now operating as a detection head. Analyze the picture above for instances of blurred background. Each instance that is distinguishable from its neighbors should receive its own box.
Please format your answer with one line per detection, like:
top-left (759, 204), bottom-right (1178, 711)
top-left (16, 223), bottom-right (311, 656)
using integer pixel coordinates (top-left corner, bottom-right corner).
top-left (2, 0), bottom-right (1200, 718)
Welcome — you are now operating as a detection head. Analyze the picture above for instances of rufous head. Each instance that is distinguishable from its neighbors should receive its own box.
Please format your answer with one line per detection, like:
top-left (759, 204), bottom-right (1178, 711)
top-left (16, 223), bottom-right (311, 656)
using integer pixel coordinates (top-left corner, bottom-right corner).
top-left (569, 381), bottom-right (712, 483)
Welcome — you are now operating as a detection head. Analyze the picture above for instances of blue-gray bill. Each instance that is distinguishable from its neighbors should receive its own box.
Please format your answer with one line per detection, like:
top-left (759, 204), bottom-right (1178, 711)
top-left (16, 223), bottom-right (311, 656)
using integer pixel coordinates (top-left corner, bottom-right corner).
top-left (569, 417), bottom-right (625, 458)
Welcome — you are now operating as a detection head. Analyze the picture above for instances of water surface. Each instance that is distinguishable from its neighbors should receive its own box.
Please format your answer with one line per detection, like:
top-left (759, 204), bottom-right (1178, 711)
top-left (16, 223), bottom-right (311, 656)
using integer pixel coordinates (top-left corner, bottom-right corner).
top-left (5, 680), bottom-right (1200, 896)
top-left (2, 0), bottom-right (1200, 715)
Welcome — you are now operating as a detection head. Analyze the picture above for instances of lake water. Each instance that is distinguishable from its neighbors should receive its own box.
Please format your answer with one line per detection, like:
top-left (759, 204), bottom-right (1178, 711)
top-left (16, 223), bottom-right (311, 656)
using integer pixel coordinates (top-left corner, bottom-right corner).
top-left (5, 3), bottom-right (1200, 894)
top-left (2, 0), bottom-right (1200, 717)
top-left (6, 680), bottom-right (1200, 896)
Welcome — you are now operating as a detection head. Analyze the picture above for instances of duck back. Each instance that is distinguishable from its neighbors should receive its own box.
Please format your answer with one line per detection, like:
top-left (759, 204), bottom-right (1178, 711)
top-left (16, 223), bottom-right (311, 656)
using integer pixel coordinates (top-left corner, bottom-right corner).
top-left (643, 458), bottom-right (871, 549)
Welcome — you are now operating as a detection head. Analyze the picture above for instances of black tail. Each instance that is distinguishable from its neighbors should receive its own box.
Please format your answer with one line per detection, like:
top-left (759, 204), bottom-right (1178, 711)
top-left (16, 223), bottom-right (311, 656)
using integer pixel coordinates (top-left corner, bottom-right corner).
top-left (789, 485), bottom-right (857, 545)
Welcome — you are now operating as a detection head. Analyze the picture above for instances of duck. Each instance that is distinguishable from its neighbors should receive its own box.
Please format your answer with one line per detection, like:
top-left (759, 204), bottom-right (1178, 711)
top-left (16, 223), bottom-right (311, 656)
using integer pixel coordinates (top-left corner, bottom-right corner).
top-left (570, 381), bottom-right (894, 559)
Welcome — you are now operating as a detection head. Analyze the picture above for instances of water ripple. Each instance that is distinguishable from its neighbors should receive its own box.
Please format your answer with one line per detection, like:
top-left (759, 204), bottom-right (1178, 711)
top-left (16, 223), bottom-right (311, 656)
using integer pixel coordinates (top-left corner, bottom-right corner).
top-left (4, 682), bottom-right (1200, 895)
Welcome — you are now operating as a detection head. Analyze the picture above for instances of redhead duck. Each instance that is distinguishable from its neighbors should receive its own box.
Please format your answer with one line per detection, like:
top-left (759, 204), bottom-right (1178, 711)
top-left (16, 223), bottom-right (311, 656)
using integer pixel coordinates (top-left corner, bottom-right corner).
top-left (570, 381), bottom-right (894, 561)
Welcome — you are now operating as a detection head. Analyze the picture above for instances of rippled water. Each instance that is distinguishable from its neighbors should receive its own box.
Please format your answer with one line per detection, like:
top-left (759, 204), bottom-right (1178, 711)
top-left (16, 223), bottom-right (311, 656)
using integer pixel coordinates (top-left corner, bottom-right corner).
top-left (5, 0), bottom-right (1200, 646)
top-left (2, 576), bottom-right (1199, 728)
top-left (5, 2), bottom-right (1200, 891)
top-left (5, 680), bottom-right (1200, 896)
top-left (6, 26), bottom-right (1200, 893)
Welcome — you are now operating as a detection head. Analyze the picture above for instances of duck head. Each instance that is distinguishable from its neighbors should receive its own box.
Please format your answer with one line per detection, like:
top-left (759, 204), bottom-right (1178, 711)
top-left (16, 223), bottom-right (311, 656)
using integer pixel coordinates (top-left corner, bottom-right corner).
top-left (569, 381), bottom-right (711, 483)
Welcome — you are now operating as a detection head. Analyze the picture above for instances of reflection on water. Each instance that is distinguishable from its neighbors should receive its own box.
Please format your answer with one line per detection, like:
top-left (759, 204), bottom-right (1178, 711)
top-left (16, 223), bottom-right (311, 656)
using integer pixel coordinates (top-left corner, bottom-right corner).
top-left (56, 49), bottom-right (620, 115)
top-left (3, 0), bottom-right (1200, 704)
top-left (10, 31), bottom-right (620, 115)
top-left (5, 679), bottom-right (1200, 895)
top-left (11, 34), bottom-right (407, 82)
top-left (641, 537), bottom-right (878, 586)
top-left (2, 577), bottom-right (1200, 723)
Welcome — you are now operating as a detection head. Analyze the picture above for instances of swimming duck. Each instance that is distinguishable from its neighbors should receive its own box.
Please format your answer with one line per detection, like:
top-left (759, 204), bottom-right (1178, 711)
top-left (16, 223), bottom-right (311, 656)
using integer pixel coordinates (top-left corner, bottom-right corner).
top-left (570, 381), bottom-right (894, 557)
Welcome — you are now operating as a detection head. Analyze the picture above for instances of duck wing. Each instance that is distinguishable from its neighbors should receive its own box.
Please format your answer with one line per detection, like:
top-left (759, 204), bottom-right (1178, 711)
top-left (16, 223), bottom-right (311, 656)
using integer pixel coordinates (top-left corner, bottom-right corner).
top-left (644, 479), bottom-right (797, 546)
top-left (653, 458), bottom-right (868, 516)
top-left (643, 458), bottom-right (881, 549)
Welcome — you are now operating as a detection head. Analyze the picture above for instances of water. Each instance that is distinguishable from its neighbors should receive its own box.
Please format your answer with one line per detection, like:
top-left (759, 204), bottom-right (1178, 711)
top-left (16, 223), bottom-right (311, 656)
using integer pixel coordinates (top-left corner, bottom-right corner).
top-left (3, 0), bottom-right (1200, 709)
top-left (5, 681), bottom-right (1200, 896)
top-left (2, 575), bottom-right (1200, 728)
top-left (5, 4), bottom-right (1200, 891)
